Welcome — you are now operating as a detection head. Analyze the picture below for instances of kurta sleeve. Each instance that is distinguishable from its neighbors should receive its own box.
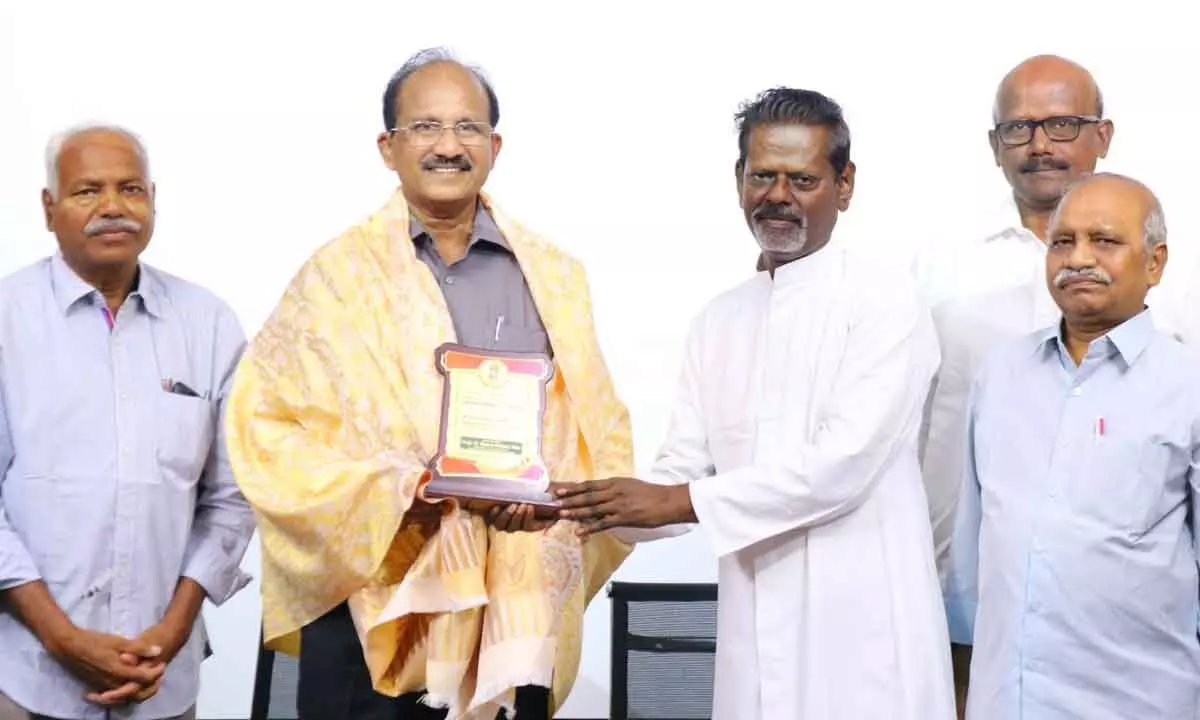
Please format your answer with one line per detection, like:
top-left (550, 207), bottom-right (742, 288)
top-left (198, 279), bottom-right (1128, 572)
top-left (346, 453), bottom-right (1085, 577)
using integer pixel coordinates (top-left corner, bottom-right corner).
top-left (180, 304), bottom-right (256, 606)
top-left (225, 254), bottom-right (429, 633)
top-left (943, 376), bottom-right (985, 646)
top-left (610, 318), bottom-right (710, 545)
top-left (0, 371), bottom-right (39, 591)
top-left (688, 283), bottom-right (939, 557)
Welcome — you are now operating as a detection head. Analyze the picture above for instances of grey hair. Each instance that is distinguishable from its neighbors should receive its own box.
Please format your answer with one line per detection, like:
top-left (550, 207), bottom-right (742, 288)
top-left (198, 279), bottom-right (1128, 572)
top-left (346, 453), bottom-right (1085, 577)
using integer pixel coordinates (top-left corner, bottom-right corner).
top-left (1143, 201), bottom-right (1167, 250)
top-left (1055, 171), bottom-right (1167, 251)
top-left (45, 122), bottom-right (151, 199)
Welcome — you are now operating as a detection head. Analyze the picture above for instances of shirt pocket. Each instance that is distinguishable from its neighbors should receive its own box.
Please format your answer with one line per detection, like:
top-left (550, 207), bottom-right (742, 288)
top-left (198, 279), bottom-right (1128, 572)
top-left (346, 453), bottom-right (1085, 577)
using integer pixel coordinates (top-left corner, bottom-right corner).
top-left (156, 392), bottom-right (215, 489)
top-left (1080, 434), bottom-right (1173, 536)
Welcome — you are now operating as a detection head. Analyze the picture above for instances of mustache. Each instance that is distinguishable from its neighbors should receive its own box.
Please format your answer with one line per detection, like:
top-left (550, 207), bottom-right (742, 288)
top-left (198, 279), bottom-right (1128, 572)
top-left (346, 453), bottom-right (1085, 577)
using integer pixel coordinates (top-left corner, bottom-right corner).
top-left (422, 155), bottom-right (471, 171)
top-left (1054, 266), bottom-right (1113, 288)
top-left (1019, 156), bottom-right (1070, 173)
top-left (83, 217), bottom-right (142, 236)
top-left (753, 204), bottom-right (804, 224)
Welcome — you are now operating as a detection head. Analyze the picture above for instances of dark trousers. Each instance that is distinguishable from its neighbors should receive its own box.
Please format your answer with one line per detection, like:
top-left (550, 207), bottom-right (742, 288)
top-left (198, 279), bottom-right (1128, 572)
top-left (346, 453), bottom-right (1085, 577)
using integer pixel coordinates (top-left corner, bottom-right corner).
top-left (298, 603), bottom-right (550, 719)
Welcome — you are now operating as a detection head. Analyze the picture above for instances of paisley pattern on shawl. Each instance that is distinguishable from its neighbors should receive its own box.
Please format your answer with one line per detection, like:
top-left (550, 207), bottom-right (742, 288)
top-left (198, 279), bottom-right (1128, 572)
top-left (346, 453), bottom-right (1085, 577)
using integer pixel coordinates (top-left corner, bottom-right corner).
top-left (224, 189), bottom-right (634, 719)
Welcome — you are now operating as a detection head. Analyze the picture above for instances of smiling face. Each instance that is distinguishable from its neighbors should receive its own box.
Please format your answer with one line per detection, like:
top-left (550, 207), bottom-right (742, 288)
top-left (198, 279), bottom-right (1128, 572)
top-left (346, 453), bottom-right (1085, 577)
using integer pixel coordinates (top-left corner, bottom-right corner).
top-left (1046, 176), bottom-right (1166, 329)
top-left (377, 61), bottom-right (502, 216)
top-left (42, 129), bottom-right (155, 281)
top-left (737, 123), bottom-right (855, 268)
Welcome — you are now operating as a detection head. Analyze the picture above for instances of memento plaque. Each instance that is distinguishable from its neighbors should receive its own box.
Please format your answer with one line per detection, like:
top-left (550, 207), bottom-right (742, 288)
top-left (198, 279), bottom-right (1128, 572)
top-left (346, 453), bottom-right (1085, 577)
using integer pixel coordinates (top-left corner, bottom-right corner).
top-left (422, 343), bottom-right (560, 512)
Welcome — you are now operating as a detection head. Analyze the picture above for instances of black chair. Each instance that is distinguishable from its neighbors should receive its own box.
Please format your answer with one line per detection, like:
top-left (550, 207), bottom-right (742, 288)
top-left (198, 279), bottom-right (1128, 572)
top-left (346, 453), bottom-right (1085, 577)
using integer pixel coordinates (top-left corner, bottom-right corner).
top-left (608, 581), bottom-right (719, 720)
top-left (249, 630), bottom-right (300, 720)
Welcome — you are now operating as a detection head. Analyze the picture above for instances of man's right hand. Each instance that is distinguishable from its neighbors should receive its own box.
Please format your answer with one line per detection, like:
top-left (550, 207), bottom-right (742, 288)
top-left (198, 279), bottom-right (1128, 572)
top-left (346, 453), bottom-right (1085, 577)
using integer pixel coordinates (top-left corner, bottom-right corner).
top-left (47, 627), bottom-right (165, 703)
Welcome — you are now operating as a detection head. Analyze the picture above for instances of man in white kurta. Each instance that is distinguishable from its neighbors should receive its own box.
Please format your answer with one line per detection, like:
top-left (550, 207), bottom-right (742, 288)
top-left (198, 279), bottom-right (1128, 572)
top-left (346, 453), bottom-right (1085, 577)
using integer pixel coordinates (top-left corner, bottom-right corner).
top-left (553, 87), bottom-right (956, 720)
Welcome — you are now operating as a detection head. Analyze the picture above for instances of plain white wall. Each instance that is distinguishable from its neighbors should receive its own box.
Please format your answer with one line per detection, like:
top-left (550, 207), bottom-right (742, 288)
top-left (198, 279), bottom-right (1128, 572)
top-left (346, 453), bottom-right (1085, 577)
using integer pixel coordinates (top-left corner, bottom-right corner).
top-left (2, 1), bottom-right (1197, 717)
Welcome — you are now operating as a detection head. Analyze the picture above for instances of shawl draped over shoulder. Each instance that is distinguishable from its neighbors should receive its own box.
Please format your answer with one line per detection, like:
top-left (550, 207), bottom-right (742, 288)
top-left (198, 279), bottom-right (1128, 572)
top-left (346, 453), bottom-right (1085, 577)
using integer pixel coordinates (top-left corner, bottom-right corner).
top-left (224, 189), bottom-right (633, 718)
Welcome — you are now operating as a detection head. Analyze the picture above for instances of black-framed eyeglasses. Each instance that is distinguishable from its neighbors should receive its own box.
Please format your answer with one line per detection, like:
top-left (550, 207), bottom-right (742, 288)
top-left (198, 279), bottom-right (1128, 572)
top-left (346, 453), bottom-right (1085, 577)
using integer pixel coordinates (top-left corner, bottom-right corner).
top-left (993, 115), bottom-right (1101, 147)
top-left (389, 120), bottom-right (493, 147)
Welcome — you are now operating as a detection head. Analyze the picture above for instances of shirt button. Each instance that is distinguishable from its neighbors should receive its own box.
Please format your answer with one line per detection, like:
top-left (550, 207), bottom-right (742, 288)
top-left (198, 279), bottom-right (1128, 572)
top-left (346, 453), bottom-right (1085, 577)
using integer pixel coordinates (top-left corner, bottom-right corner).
top-left (1070, 387), bottom-right (1082, 397)
top-left (445, 276), bottom-right (456, 285)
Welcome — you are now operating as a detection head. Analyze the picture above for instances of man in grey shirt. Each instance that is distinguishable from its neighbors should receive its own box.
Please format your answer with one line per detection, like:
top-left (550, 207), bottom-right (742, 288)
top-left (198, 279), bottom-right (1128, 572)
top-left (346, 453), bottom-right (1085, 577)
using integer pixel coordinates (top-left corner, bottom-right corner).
top-left (945, 173), bottom-right (1200, 718)
top-left (0, 123), bottom-right (256, 719)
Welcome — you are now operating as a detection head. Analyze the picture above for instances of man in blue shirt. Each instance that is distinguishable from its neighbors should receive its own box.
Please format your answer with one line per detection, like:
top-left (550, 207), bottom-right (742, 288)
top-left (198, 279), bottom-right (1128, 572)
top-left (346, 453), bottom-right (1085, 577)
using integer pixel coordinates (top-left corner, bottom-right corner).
top-left (945, 172), bottom-right (1200, 719)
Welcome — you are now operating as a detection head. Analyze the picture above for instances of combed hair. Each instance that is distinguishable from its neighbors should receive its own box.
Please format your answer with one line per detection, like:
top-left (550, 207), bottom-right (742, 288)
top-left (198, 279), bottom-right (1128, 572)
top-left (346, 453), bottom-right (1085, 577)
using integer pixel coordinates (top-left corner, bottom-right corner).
top-left (45, 122), bottom-right (150, 198)
top-left (734, 87), bottom-right (851, 174)
top-left (381, 47), bottom-right (500, 131)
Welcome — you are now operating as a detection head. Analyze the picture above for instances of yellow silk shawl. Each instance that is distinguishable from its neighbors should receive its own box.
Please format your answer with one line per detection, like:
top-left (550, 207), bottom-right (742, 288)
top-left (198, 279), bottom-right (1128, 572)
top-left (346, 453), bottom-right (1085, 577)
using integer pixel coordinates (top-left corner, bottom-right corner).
top-left (224, 188), bottom-right (633, 718)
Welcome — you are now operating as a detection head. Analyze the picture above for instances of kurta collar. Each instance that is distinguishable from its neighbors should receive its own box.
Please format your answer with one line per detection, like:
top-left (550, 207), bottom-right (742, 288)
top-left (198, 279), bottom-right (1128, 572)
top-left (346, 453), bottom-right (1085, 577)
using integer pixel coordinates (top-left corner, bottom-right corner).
top-left (769, 243), bottom-right (842, 288)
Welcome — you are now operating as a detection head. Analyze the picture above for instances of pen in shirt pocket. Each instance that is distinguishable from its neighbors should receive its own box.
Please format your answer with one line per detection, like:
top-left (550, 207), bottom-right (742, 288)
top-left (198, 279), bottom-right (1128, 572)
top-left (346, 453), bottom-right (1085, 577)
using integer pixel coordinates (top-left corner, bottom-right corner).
top-left (1094, 416), bottom-right (1105, 444)
top-left (162, 378), bottom-right (203, 399)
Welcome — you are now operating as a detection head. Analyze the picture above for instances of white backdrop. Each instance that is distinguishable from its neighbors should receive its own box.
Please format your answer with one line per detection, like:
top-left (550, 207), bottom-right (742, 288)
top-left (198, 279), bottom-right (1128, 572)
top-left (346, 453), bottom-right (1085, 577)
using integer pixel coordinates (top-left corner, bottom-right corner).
top-left (2, 1), bottom-right (1198, 717)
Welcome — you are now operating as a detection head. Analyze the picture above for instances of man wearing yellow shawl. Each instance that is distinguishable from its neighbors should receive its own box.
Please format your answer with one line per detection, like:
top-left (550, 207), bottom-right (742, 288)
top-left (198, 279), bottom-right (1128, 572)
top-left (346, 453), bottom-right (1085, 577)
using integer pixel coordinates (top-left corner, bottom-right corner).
top-left (224, 48), bottom-right (633, 719)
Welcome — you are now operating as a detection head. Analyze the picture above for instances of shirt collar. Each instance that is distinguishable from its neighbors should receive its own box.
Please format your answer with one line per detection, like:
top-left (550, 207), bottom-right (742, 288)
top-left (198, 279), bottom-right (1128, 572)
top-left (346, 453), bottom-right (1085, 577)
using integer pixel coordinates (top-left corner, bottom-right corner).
top-left (983, 193), bottom-right (1043, 247)
top-left (409, 200), bottom-right (510, 252)
top-left (1035, 308), bottom-right (1156, 366)
top-left (49, 252), bottom-right (164, 318)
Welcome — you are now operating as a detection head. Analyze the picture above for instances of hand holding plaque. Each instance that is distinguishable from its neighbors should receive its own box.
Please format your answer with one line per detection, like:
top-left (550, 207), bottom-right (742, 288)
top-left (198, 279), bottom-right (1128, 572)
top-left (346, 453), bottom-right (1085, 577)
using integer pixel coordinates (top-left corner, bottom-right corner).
top-left (422, 343), bottom-right (561, 517)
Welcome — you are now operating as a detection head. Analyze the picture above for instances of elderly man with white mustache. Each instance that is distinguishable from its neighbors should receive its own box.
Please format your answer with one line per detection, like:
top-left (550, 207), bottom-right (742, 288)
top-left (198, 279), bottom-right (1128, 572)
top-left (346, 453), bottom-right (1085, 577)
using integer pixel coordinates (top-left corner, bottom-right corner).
top-left (0, 123), bottom-right (256, 720)
top-left (944, 172), bottom-right (1200, 720)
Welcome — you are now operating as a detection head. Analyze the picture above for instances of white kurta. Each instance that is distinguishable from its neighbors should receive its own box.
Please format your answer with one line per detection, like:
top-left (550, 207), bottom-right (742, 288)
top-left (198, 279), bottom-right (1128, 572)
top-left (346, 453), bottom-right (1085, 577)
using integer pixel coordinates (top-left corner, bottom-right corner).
top-left (639, 245), bottom-right (956, 719)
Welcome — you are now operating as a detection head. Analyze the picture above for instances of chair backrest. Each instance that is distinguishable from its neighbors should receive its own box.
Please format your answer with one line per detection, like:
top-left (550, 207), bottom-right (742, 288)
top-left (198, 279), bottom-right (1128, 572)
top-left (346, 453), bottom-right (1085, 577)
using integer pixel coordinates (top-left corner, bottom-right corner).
top-left (608, 581), bottom-right (719, 720)
top-left (250, 632), bottom-right (300, 720)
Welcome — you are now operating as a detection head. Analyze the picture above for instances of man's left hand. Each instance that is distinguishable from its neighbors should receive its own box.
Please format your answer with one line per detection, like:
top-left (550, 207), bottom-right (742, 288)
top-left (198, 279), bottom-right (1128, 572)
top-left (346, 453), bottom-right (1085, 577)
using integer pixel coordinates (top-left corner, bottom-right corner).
top-left (86, 617), bottom-right (190, 705)
top-left (552, 478), bottom-right (695, 536)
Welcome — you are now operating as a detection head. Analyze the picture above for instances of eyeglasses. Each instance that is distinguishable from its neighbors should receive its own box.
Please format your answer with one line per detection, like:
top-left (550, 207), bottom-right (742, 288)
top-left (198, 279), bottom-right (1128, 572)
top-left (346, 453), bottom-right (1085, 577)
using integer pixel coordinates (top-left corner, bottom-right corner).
top-left (993, 115), bottom-right (1101, 147)
top-left (389, 120), bottom-right (493, 147)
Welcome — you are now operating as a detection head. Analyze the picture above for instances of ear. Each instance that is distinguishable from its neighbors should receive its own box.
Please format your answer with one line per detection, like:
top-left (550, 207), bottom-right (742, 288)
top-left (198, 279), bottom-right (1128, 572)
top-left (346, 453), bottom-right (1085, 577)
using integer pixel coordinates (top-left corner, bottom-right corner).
top-left (490, 132), bottom-right (503, 163)
top-left (1096, 119), bottom-right (1114, 159)
top-left (377, 131), bottom-right (397, 172)
top-left (836, 161), bottom-right (856, 211)
top-left (734, 159), bottom-right (745, 209)
top-left (41, 188), bottom-right (55, 231)
top-left (988, 129), bottom-right (1002, 168)
top-left (1146, 241), bottom-right (1168, 287)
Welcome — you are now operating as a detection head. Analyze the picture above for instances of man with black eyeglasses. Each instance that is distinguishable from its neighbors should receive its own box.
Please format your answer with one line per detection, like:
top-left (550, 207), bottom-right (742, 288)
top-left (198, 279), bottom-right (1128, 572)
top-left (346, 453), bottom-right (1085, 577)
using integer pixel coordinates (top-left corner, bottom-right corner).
top-left (912, 54), bottom-right (1196, 717)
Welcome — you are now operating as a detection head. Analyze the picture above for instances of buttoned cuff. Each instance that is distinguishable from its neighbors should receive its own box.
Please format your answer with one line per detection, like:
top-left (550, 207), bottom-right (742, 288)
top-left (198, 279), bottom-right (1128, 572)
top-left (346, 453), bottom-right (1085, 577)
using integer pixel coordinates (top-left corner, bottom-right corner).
top-left (181, 528), bottom-right (253, 606)
top-left (0, 528), bottom-right (41, 591)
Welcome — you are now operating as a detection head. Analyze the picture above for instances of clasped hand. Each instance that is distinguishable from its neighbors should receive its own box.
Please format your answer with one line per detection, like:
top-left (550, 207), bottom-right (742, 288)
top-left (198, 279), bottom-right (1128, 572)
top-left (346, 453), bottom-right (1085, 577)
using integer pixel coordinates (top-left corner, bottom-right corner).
top-left (51, 619), bottom-right (188, 706)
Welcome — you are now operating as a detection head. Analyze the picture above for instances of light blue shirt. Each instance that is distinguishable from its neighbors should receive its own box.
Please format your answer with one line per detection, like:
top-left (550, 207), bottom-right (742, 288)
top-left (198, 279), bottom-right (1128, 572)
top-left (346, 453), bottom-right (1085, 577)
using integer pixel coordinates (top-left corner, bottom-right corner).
top-left (945, 308), bottom-right (1200, 719)
top-left (0, 254), bottom-right (256, 719)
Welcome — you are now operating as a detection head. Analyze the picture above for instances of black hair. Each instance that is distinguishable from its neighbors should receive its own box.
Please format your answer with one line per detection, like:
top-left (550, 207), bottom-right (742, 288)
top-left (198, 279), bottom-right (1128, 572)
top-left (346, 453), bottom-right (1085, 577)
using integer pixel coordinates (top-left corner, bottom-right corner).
top-left (382, 47), bottom-right (500, 131)
top-left (734, 87), bottom-right (851, 174)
